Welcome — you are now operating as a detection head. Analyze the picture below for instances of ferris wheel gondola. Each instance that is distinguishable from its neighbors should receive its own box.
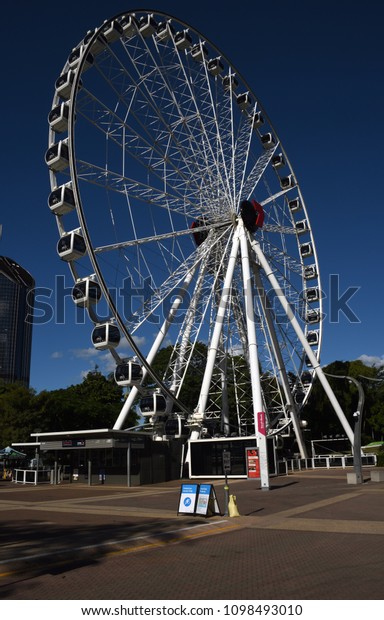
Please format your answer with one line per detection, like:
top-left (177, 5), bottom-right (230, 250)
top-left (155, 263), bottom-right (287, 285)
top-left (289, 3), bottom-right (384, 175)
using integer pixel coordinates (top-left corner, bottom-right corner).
top-left (114, 361), bottom-right (143, 387)
top-left (139, 393), bottom-right (167, 417)
top-left (91, 323), bottom-right (120, 351)
top-left (72, 278), bottom-right (102, 307)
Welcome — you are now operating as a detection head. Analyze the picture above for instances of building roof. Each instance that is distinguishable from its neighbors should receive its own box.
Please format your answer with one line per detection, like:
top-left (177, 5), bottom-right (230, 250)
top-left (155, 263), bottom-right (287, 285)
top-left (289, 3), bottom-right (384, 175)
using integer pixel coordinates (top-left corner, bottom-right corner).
top-left (0, 256), bottom-right (35, 288)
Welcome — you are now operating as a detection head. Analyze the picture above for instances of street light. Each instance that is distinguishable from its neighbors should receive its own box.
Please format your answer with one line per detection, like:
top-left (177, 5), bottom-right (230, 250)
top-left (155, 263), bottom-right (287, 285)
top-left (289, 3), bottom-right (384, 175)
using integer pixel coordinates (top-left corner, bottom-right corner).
top-left (325, 374), bottom-right (364, 484)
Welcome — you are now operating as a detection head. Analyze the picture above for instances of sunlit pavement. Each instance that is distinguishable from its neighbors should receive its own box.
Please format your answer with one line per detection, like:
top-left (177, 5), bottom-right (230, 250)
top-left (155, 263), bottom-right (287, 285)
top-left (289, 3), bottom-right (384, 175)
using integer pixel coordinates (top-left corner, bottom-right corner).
top-left (1, 469), bottom-right (384, 600)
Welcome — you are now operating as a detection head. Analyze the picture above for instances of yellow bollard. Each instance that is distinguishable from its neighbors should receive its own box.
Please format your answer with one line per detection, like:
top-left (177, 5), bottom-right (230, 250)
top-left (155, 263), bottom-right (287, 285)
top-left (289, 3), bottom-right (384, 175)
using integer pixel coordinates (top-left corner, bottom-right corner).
top-left (228, 494), bottom-right (240, 517)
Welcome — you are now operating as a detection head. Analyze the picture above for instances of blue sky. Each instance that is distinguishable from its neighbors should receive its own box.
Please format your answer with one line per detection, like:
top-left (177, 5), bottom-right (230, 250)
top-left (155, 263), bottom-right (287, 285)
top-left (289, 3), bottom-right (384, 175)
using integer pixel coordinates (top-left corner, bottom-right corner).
top-left (1, 0), bottom-right (383, 393)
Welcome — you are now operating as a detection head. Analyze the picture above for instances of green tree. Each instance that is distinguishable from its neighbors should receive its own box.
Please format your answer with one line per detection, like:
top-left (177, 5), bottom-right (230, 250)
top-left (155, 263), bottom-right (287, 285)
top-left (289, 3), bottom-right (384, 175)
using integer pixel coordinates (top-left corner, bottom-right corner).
top-left (149, 342), bottom-right (208, 413)
top-left (41, 370), bottom-right (137, 431)
top-left (0, 382), bottom-right (40, 446)
top-left (304, 360), bottom-right (384, 442)
top-left (361, 377), bottom-right (384, 442)
top-left (0, 371), bottom-right (140, 447)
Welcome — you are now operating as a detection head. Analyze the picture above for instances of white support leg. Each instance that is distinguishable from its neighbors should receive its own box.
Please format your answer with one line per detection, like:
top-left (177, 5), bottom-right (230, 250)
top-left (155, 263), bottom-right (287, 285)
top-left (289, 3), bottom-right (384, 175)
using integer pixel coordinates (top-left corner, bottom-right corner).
top-left (252, 263), bottom-right (308, 459)
top-left (218, 335), bottom-right (230, 435)
top-left (239, 220), bottom-right (270, 490)
top-left (250, 237), bottom-right (354, 446)
top-left (170, 258), bottom-right (209, 397)
top-left (192, 228), bottom-right (240, 428)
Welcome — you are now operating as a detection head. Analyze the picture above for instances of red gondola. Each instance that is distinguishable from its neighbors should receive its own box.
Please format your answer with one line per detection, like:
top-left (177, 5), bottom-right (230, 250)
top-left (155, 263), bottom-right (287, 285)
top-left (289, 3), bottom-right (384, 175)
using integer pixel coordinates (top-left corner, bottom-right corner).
top-left (191, 219), bottom-right (208, 246)
top-left (240, 199), bottom-right (265, 233)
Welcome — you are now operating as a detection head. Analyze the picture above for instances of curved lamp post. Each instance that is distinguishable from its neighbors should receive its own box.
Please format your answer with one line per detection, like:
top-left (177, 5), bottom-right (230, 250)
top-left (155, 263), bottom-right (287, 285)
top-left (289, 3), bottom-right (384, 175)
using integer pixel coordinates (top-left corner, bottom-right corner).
top-left (325, 374), bottom-right (364, 484)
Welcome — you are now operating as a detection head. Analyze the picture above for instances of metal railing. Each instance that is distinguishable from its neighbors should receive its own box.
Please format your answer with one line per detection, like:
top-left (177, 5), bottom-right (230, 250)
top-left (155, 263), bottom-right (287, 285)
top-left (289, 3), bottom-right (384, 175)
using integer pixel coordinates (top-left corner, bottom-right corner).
top-left (279, 453), bottom-right (377, 473)
top-left (13, 469), bottom-right (51, 485)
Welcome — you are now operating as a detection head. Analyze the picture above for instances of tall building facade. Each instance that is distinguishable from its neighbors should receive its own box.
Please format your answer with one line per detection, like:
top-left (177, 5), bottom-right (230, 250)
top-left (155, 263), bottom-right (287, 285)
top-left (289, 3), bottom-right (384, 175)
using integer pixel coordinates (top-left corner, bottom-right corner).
top-left (0, 256), bottom-right (35, 387)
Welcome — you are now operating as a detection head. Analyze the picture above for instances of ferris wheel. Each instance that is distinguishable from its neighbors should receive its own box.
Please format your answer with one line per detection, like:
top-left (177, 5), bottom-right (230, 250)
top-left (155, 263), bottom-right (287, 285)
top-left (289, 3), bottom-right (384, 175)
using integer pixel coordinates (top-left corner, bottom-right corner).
top-left (46, 10), bottom-right (353, 465)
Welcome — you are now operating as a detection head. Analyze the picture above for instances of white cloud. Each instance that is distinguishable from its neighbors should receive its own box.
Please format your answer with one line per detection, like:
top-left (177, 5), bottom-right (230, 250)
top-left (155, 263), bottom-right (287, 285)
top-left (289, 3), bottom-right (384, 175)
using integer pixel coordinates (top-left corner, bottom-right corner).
top-left (70, 347), bottom-right (97, 359)
top-left (71, 335), bottom-right (148, 383)
top-left (132, 335), bottom-right (146, 348)
top-left (69, 335), bottom-right (145, 361)
top-left (51, 351), bottom-right (63, 359)
top-left (358, 354), bottom-right (384, 368)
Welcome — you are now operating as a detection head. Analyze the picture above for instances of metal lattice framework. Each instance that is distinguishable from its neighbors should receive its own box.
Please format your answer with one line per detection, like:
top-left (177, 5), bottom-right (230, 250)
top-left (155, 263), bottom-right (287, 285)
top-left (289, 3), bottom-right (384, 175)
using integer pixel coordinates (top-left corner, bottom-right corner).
top-left (46, 10), bottom-right (354, 468)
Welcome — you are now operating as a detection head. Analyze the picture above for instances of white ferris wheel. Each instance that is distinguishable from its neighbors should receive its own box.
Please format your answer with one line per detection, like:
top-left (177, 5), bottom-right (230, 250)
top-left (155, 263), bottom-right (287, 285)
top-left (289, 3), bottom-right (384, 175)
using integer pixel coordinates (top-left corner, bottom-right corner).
top-left (46, 10), bottom-right (353, 471)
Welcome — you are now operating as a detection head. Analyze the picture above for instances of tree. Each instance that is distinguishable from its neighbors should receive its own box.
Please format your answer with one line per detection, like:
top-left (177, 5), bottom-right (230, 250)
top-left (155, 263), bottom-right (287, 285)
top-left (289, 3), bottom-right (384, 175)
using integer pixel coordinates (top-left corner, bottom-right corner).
top-left (0, 382), bottom-right (40, 447)
top-left (304, 360), bottom-right (384, 443)
top-left (41, 370), bottom-right (138, 431)
top-left (0, 371), bottom-right (139, 447)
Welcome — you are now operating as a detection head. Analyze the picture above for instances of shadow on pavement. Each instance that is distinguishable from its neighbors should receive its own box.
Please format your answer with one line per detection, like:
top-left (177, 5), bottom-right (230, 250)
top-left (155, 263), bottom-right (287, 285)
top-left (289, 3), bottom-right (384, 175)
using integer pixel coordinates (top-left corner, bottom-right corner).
top-left (0, 515), bottom-right (207, 598)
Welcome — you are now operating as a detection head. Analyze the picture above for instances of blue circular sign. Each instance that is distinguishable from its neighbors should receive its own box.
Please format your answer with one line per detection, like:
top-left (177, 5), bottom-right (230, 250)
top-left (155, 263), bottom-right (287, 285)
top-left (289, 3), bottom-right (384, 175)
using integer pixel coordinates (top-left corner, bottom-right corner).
top-left (184, 497), bottom-right (192, 507)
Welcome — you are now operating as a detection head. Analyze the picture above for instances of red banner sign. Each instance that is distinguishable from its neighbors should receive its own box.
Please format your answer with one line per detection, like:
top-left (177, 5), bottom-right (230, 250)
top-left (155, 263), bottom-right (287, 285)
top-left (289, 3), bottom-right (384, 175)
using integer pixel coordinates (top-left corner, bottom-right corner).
top-left (257, 411), bottom-right (266, 436)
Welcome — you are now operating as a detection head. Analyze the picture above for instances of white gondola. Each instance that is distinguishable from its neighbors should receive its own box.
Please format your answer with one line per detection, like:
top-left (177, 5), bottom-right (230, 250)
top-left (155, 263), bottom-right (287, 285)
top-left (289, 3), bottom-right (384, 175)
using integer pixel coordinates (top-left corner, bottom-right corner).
top-left (304, 264), bottom-right (318, 280)
top-left (295, 219), bottom-right (309, 235)
top-left (288, 197), bottom-right (301, 213)
top-left (260, 133), bottom-right (276, 149)
top-left (305, 287), bottom-right (320, 302)
top-left (48, 183), bottom-right (75, 215)
top-left (139, 393), bottom-right (167, 417)
top-left (55, 70), bottom-right (82, 100)
top-left (83, 29), bottom-right (107, 55)
top-left (72, 278), bottom-right (102, 307)
top-left (207, 57), bottom-right (224, 76)
top-left (300, 242), bottom-right (313, 258)
top-left (294, 390), bottom-right (305, 405)
top-left (222, 74), bottom-right (238, 91)
top-left (119, 14), bottom-right (138, 38)
top-left (92, 323), bottom-right (120, 350)
top-left (272, 153), bottom-right (285, 169)
top-left (280, 174), bottom-right (296, 189)
top-left (114, 361), bottom-right (143, 386)
top-left (304, 265), bottom-right (317, 280)
top-left (45, 141), bottom-right (69, 172)
top-left (236, 92), bottom-right (252, 111)
top-left (68, 46), bottom-right (94, 72)
top-left (174, 29), bottom-right (192, 50)
top-left (138, 14), bottom-right (157, 37)
top-left (57, 231), bottom-right (86, 261)
top-left (306, 309), bottom-right (321, 324)
top-left (48, 102), bottom-right (69, 133)
top-left (301, 371), bottom-right (313, 387)
top-left (305, 351), bottom-right (318, 368)
top-left (190, 42), bottom-right (208, 62)
top-left (156, 20), bottom-right (175, 41)
top-left (307, 330), bottom-right (319, 346)
top-left (251, 110), bottom-right (264, 129)
top-left (164, 415), bottom-right (187, 438)
top-left (101, 20), bottom-right (123, 43)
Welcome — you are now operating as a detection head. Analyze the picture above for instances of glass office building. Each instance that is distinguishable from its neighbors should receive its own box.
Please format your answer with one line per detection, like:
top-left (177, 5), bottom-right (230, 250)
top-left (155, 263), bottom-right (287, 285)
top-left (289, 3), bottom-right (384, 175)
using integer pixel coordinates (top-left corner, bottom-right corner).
top-left (0, 256), bottom-right (35, 386)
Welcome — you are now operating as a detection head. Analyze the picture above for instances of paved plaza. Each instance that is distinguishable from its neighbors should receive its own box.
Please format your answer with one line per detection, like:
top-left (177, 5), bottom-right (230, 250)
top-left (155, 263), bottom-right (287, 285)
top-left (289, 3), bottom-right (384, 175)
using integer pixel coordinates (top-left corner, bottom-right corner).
top-left (1, 468), bottom-right (384, 600)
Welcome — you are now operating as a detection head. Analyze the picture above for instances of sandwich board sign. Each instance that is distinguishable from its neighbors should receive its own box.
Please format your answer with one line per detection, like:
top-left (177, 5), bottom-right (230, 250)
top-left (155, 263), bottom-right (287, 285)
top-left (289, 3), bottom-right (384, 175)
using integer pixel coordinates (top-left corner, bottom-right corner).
top-left (178, 483), bottom-right (221, 517)
top-left (195, 484), bottom-right (221, 517)
top-left (178, 483), bottom-right (199, 514)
